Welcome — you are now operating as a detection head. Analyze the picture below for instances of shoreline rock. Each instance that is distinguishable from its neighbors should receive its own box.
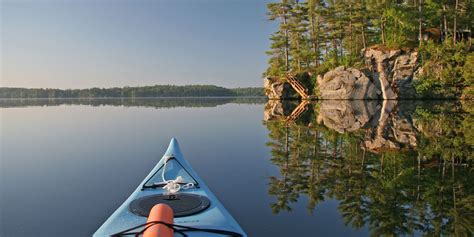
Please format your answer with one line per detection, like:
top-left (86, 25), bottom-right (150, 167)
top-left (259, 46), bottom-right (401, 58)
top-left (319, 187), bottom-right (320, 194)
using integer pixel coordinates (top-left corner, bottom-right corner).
top-left (364, 46), bottom-right (419, 100)
top-left (264, 45), bottom-right (423, 100)
top-left (317, 66), bottom-right (381, 100)
top-left (263, 77), bottom-right (299, 100)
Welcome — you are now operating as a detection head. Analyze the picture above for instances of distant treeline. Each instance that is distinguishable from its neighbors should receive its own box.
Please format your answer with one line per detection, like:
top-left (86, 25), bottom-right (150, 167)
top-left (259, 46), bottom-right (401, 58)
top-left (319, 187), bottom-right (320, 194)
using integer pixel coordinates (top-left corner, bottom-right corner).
top-left (0, 85), bottom-right (264, 98)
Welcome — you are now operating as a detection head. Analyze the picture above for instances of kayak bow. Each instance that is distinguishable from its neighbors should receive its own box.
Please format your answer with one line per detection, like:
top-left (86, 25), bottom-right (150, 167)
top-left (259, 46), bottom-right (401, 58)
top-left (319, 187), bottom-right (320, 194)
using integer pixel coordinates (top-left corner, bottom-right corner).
top-left (94, 138), bottom-right (247, 237)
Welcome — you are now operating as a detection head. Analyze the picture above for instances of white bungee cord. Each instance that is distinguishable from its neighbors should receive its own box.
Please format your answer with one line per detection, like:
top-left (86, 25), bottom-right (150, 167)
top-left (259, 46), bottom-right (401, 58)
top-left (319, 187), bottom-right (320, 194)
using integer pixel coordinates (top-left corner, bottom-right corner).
top-left (160, 156), bottom-right (194, 194)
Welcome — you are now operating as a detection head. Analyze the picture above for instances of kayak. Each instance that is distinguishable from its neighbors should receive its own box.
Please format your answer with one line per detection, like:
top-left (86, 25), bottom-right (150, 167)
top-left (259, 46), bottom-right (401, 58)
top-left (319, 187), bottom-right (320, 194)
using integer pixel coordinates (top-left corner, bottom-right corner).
top-left (94, 138), bottom-right (247, 237)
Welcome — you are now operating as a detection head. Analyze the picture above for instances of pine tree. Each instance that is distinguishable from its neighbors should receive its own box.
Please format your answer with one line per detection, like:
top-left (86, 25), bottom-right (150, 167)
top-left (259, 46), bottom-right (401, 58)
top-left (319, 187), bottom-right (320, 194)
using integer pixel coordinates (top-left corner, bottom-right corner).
top-left (306, 0), bottom-right (325, 68)
top-left (265, 1), bottom-right (293, 77)
top-left (352, 0), bottom-right (370, 50)
top-left (323, 0), bottom-right (346, 65)
top-left (287, 1), bottom-right (311, 72)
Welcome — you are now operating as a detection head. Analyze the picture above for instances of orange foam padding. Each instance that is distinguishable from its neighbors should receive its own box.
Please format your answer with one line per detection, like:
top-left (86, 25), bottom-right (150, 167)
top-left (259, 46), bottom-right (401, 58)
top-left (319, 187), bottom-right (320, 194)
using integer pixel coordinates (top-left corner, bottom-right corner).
top-left (143, 204), bottom-right (174, 237)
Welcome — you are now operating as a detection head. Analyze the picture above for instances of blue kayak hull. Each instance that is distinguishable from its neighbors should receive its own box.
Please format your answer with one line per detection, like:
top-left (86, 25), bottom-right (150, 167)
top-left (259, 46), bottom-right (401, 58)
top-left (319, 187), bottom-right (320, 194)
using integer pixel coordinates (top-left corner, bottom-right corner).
top-left (94, 138), bottom-right (247, 237)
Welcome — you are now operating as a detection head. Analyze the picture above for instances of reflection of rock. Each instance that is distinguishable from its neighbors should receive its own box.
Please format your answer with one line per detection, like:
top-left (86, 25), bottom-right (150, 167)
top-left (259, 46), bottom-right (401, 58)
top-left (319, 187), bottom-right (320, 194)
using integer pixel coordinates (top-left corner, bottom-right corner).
top-left (391, 113), bottom-right (417, 147)
top-left (317, 100), bottom-right (379, 133)
top-left (365, 101), bottom-right (399, 151)
top-left (263, 77), bottom-right (298, 100)
top-left (264, 100), bottom-right (300, 121)
top-left (364, 46), bottom-right (419, 99)
top-left (364, 101), bottom-right (418, 153)
top-left (317, 66), bottom-right (381, 99)
top-left (264, 99), bottom-right (420, 153)
top-left (309, 100), bottom-right (419, 152)
top-left (264, 100), bottom-right (287, 121)
top-left (264, 100), bottom-right (313, 125)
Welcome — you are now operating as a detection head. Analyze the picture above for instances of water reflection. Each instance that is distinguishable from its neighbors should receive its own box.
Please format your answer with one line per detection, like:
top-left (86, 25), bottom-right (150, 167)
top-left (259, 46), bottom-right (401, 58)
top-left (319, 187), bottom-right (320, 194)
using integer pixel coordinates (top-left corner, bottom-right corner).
top-left (0, 97), bottom-right (266, 108)
top-left (264, 100), bottom-right (474, 236)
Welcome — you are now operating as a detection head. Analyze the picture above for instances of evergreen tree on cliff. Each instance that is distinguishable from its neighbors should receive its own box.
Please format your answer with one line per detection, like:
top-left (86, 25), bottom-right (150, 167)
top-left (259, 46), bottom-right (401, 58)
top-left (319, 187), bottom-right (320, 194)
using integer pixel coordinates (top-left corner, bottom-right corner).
top-left (265, 1), bottom-right (293, 78)
top-left (287, 1), bottom-right (311, 72)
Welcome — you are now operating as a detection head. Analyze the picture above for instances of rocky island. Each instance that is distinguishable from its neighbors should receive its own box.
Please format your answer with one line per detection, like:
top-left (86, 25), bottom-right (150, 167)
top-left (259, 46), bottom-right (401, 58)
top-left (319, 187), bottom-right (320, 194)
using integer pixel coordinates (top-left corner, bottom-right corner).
top-left (264, 0), bottom-right (472, 101)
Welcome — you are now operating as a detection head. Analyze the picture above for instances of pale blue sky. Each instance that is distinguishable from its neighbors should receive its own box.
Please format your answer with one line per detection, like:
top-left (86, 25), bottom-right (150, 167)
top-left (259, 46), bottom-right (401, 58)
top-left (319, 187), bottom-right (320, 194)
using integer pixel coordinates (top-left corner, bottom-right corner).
top-left (1, 0), bottom-right (275, 88)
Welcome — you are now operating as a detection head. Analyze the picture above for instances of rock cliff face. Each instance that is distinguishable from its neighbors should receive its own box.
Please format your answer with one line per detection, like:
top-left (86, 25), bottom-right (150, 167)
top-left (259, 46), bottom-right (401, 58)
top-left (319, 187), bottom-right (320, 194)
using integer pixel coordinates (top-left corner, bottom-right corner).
top-left (263, 77), bottom-right (298, 100)
top-left (317, 46), bottom-right (420, 100)
top-left (264, 45), bottom-right (421, 100)
top-left (364, 46), bottom-right (419, 99)
top-left (317, 66), bottom-right (381, 99)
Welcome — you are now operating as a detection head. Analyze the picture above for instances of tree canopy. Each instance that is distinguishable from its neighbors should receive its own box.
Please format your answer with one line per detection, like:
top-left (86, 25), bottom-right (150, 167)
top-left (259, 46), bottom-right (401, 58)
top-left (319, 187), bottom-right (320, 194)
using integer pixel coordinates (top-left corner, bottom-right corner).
top-left (265, 0), bottom-right (473, 98)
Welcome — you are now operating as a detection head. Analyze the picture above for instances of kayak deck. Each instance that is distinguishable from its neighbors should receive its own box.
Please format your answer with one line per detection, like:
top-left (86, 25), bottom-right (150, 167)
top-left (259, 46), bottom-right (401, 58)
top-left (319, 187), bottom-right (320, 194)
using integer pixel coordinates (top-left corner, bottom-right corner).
top-left (94, 138), bottom-right (246, 237)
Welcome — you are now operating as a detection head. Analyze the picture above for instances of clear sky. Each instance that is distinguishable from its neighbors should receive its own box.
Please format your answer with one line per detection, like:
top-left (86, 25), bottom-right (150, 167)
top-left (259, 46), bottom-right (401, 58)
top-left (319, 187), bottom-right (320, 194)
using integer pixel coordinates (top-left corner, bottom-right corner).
top-left (1, 0), bottom-right (275, 89)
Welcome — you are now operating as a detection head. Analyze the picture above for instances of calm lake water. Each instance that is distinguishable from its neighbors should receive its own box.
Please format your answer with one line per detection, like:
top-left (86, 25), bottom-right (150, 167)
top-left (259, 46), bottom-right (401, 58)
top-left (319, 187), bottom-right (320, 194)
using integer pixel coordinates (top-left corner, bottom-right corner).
top-left (1, 98), bottom-right (473, 237)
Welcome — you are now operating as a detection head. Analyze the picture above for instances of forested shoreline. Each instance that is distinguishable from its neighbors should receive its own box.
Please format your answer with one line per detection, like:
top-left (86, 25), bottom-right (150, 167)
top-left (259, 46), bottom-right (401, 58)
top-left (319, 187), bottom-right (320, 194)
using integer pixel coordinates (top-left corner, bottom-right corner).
top-left (265, 0), bottom-right (473, 98)
top-left (0, 85), bottom-right (264, 98)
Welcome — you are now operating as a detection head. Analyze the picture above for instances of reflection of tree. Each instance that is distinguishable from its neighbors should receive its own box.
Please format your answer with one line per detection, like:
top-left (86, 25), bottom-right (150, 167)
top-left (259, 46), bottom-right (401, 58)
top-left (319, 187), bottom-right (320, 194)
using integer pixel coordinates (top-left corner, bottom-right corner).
top-left (264, 101), bottom-right (473, 236)
top-left (265, 120), bottom-right (293, 213)
top-left (0, 97), bottom-right (266, 108)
